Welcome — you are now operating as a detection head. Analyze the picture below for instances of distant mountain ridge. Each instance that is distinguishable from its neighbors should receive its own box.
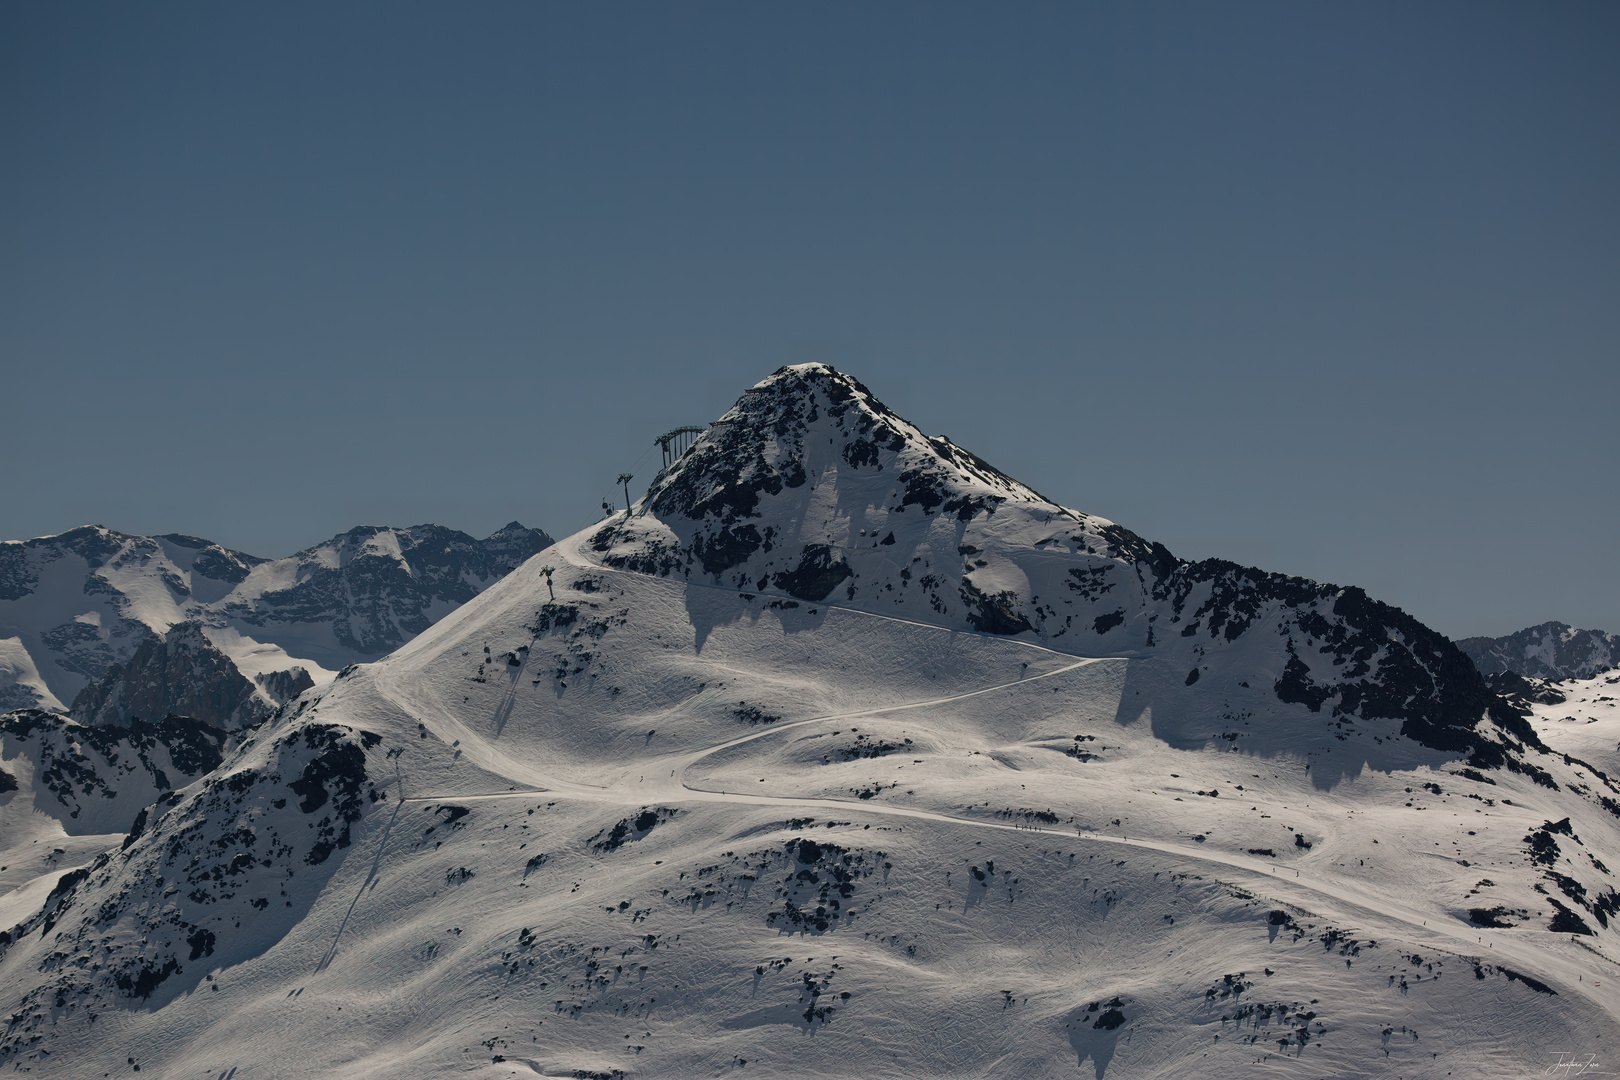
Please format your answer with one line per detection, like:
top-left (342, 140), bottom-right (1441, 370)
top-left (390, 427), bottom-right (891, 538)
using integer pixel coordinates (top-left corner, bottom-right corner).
top-left (1459, 621), bottom-right (1620, 682)
top-left (0, 521), bottom-right (554, 712)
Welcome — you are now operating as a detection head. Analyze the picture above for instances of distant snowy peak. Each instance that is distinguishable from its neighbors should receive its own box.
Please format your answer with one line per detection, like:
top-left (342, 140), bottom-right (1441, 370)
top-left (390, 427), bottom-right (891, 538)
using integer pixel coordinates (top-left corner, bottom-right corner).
top-left (0, 521), bottom-right (554, 709)
top-left (0, 526), bottom-right (265, 605)
top-left (1459, 622), bottom-right (1620, 682)
top-left (592, 363), bottom-right (1531, 764)
top-left (225, 521), bottom-right (557, 660)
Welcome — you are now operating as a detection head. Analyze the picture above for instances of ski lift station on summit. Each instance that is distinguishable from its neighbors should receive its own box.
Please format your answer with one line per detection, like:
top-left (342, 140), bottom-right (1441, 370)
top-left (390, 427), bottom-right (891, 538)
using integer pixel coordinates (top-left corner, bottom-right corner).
top-left (656, 425), bottom-right (709, 467)
top-left (604, 424), bottom-right (715, 519)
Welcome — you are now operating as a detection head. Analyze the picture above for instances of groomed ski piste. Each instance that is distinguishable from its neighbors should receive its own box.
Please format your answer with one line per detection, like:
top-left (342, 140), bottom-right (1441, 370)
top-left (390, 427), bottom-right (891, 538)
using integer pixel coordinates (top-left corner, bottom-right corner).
top-left (3, 365), bottom-right (1617, 1078)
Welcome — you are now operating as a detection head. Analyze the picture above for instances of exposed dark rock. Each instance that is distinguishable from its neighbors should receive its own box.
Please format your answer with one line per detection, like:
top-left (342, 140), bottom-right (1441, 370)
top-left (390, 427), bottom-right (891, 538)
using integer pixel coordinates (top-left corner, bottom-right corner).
top-left (256, 667), bottom-right (315, 705)
top-left (0, 714), bottom-right (383, 1038)
top-left (590, 808), bottom-right (675, 853)
top-left (1092, 1008), bottom-right (1126, 1031)
top-left (72, 621), bottom-right (268, 731)
top-left (0, 708), bottom-right (226, 829)
top-left (959, 577), bottom-right (1032, 636)
top-left (1468, 906), bottom-right (1514, 928)
top-left (773, 546), bottom-right (852, 602)
top-left (1483, 670), bottom-right (1568, 707)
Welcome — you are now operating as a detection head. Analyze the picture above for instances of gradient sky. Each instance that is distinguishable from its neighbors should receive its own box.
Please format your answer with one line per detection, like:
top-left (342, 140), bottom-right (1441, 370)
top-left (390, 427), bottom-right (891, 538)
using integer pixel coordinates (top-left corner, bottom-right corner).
top-left (2, 2), bottom-right (1616, 640)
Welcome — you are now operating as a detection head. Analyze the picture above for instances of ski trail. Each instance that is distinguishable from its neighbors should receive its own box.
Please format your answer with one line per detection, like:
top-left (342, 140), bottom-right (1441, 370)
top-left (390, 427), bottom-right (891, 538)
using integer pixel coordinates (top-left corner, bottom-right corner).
top-left (360, 538), bottom-right (1615, 1007)
top-left (371, 660), bottom-right (1591, 994)
top-left (316, 797), bottom-right (404, 973)
top-left (554, 531), bottom-right (1125, 665)
top-left (376, 653), bottom-right (1101, 804)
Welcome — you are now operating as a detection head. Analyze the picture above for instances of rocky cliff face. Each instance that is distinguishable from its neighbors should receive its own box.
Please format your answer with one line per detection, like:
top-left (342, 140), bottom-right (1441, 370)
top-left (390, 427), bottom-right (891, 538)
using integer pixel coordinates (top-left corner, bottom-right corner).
top-left (1459, 621), bottom-right (1620, 681)
top-left (0, 701), bottom-right (381, 1031)
top-left (71, 621), bottom-right (271, 732)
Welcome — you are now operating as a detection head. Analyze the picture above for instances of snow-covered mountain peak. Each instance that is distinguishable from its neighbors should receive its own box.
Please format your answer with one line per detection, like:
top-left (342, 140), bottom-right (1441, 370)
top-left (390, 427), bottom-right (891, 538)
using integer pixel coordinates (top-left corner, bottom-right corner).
top-left (1459, 621), bottom-right (1620, 682)
top-left (6, 369), bottom-right (1620, 1077)
top-left (599, 363), bottom-right (1128, 624)
top-left (587, 366), bottom-right (1526, 771)
top-left (649, 363), bottom-right (1051, 530)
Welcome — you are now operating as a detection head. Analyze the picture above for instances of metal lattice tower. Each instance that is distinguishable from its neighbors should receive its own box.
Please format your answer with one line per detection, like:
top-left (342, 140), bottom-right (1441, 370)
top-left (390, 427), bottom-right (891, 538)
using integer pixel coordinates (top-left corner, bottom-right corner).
top-left (656, 426), bottom-right (707, 467)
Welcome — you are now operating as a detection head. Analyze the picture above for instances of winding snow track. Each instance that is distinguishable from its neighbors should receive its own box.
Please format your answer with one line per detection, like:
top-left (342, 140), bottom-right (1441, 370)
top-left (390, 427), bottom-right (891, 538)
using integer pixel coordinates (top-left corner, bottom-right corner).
top-left (358, 538), bottom-right (1618, 1010)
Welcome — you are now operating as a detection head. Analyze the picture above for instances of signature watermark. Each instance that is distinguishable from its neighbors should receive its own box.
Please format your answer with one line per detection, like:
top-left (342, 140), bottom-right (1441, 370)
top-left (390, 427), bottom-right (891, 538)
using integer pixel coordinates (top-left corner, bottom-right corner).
top-left (1548, 1052), bottom-right (1603, 1076)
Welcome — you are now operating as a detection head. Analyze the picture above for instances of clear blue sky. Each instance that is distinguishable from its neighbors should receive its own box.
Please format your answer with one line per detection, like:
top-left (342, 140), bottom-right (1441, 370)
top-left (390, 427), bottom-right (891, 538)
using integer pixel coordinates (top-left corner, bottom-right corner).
top-left (2, 2), bottom-right (1615, 639)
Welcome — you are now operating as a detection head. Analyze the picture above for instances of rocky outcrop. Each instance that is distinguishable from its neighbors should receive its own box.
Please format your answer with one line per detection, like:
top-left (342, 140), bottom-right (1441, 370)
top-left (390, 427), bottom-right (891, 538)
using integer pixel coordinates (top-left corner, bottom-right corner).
top-left (71, 621), bottom-right (270, 731)
top-left (0, 708), bottom-right (228, 833)
top-left (0, 705), bottom-right (382, 1038)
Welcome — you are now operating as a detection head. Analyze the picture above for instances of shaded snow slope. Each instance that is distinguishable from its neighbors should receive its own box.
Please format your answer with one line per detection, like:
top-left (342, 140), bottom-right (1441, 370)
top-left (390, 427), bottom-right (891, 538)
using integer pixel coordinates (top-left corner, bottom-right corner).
top-left (1460, 622), bottom-right (1620, 682)
top-left (2, 367), bottom-right (1616, 1078)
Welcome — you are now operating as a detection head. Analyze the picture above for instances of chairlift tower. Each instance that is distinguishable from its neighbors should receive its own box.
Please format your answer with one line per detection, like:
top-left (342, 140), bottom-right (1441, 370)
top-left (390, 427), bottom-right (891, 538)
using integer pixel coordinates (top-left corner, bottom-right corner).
top-left (656, 426), bottom-right (707, 467)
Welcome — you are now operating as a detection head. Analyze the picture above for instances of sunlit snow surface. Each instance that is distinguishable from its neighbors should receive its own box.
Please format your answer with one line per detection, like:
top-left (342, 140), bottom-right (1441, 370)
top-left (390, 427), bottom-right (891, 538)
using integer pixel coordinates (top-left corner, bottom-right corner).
top-left (2, 368), bottom-right (1616, 1078)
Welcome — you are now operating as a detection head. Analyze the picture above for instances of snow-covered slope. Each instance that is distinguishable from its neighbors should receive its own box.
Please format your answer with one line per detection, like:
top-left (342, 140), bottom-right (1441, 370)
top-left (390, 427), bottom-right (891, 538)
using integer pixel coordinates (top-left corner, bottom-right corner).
top-left (1460, 622), bottom-right (1620, 682)
top-left (0, 707), bottom-right (229, 937)
top-left (3, 366), bottom-right (1616, 1079)
top-left (0, 521), bottom-right (554, 711)
top-left (1522, 668), bottom-right (1620, 774)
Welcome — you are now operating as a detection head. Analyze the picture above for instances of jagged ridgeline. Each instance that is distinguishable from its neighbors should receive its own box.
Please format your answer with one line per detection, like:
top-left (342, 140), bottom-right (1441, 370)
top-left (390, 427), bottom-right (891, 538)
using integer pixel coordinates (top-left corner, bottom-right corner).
top-left (592, 363), bottom-right (1534, 764)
